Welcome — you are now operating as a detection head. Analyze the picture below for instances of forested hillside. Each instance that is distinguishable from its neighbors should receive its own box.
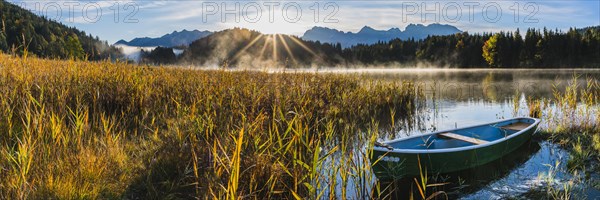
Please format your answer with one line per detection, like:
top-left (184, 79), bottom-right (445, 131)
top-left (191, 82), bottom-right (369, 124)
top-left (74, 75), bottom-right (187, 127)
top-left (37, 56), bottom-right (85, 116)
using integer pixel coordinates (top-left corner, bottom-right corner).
top-left (179, 28), bottom-right (343, 67)
top-left (0, 0), bottom-right (121, 60)
top-left (343, 27), bottom-right (600, 68)
top-left (162, 26), bottom-right (600, 68)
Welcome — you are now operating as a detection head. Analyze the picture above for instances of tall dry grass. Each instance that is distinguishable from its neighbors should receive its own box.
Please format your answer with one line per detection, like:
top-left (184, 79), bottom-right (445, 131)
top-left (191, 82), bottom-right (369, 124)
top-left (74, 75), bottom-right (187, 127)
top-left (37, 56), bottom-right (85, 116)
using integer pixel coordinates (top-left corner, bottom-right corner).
top-left (0, 54), bottom-right (422, 199)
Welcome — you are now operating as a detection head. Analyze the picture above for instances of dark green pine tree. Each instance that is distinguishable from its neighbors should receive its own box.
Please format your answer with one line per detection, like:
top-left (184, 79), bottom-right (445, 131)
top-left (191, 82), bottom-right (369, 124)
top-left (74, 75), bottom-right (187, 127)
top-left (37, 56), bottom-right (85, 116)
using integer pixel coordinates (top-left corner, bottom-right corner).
top-left (0, 32), bottom-right (7, 52)
top-left (513, 29), bottom-right (523, 67)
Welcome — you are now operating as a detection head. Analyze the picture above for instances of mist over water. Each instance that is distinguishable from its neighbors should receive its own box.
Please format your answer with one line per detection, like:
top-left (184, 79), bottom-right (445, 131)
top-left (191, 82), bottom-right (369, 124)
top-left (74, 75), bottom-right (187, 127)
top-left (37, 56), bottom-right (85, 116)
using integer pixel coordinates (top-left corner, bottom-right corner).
top-left (115, 44), bottom-right (184, 63)
top-left (114, 44), bottom-right (155, 62)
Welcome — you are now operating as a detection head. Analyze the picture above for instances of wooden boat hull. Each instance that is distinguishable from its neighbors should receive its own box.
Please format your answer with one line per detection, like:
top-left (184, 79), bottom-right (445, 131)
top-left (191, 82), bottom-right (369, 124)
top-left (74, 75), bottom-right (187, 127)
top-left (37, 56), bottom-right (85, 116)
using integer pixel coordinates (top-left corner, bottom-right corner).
top-left (371, 118), bottom-right (540, 180)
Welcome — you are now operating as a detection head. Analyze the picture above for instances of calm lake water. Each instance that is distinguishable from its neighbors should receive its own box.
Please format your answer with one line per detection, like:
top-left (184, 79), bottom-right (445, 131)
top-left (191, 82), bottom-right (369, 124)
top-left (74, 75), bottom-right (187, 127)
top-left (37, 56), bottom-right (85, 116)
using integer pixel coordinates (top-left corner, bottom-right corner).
top-left (324, 68), bottom-right (600, 199)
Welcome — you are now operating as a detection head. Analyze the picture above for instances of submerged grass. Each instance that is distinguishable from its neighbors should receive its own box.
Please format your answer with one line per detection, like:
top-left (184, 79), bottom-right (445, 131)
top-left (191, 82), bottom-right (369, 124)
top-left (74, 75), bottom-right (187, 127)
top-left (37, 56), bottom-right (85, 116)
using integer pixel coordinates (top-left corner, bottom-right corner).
top-left (0, 54), bottom-right (423, 199)
top-left (543, 77), bottom-right (600, 166)
top-left (523, 75), bottom-right (600, 198)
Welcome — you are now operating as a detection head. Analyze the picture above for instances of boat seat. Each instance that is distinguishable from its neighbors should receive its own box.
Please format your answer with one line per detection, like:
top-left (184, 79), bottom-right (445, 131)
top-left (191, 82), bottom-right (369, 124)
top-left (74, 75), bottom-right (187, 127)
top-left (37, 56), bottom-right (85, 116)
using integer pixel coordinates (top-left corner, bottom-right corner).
top-left (500, 122), bottom-right (530, 131)
top-left (439, 132), bottom-right (488, 145)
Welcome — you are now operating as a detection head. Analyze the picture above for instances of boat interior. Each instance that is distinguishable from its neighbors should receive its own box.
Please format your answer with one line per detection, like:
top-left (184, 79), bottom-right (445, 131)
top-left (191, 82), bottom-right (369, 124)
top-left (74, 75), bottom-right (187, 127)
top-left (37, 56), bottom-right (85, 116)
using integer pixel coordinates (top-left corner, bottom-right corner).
top-left (388, 118), bottom-right (536, 150)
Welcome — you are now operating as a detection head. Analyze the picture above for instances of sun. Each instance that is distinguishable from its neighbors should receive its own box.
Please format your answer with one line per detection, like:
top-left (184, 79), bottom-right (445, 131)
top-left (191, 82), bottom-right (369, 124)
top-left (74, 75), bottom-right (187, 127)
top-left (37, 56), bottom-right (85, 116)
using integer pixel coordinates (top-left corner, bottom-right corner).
top-left (228, 32), bottom-right (319, 65)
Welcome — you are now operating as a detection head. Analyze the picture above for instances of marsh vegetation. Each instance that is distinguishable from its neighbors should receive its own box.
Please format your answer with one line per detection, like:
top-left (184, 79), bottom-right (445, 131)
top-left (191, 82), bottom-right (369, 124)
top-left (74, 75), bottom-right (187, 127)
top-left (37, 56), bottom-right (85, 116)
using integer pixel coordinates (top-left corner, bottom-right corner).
top-left (0, 53), bottom-right (599, 199)
top-left (0, 54), bottom-right (423, 199)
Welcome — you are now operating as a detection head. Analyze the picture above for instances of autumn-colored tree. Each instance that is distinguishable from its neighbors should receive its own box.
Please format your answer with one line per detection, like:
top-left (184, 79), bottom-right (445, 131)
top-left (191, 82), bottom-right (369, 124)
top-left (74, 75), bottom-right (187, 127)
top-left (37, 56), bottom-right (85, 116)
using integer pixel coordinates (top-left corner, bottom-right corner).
top-left (482, 34), bottom-right (500, 67)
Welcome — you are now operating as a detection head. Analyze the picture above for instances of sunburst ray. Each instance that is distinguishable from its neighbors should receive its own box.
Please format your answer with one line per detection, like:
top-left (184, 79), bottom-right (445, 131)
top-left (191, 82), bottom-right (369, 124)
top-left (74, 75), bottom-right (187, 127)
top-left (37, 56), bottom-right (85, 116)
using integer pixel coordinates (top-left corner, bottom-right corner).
top-left (231, 34), bottom-right (264, 61)
top-left (272, 34), bottom-right (278, 62)
top-left (259, 35), bottom-right (270, 59)
top-left (288, 36), bottom-right (319, 58)
top-left (278, 34), bottom-right (297, 64)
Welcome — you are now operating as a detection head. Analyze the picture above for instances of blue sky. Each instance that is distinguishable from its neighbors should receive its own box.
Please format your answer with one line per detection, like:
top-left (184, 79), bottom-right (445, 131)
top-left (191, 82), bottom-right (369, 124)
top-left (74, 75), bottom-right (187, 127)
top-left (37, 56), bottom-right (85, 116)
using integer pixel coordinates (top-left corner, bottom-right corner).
top-left (10, 0), bottom-right (600, 43)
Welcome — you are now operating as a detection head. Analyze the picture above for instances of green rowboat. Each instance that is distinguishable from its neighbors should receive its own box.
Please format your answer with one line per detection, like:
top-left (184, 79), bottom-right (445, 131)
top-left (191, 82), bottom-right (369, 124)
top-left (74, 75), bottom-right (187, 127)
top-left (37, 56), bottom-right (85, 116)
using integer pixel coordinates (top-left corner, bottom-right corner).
top-left (371, 117), bottom-right (540, 180)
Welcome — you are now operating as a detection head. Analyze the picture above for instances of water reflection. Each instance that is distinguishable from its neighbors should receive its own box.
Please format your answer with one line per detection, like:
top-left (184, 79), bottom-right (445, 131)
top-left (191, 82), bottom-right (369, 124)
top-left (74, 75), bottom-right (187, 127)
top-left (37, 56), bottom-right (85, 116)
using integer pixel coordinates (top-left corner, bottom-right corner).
top-left (374, 140), bottom-right (540, 199)
top-left (357, 69), bottom-right (600, 199)
top-left (362, 68), bottom-right (600, 101)
top-left (371, 140), bottom-right (600, 199)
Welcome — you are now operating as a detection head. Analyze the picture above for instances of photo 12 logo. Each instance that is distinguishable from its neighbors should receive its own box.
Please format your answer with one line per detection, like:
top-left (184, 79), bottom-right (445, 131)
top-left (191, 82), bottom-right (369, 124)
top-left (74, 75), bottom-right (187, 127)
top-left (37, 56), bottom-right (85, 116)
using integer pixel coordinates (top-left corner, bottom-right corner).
top-left (11, 1), bottom-right (140, 23)
top-left (198, 1), bottom-right (539, 25)
top-left (10, 1), bottom-right (540, 25)
top-left (400, 1), bottom-right (539, 23)
top-left (201, 2), bottom-right (340, 23)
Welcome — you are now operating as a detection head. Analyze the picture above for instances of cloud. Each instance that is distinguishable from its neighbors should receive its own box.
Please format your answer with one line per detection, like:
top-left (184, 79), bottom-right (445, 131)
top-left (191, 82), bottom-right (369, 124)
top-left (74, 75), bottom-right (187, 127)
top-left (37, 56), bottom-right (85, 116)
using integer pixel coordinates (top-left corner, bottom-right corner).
top-left (9, 0), bottom-right (598, 43)
top-left (149, 1), bottom-right (205, 21)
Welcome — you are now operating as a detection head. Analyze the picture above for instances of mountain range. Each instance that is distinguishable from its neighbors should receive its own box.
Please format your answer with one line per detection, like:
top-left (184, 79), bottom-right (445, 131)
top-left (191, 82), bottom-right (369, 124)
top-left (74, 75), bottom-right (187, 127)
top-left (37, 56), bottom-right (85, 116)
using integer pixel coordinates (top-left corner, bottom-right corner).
top-left (115, 29), bottom-right (213, 47)
top-left (301, 23), bottom-right (462, 48)
top-left (116, 24), bottom-right (461, 48)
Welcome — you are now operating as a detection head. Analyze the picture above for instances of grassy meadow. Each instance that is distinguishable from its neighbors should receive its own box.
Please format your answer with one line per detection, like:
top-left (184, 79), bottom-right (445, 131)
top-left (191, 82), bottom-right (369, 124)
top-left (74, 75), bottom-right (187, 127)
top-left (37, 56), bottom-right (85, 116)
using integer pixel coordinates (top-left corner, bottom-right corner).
top-left (0, 54), bottom-right (423, 199)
